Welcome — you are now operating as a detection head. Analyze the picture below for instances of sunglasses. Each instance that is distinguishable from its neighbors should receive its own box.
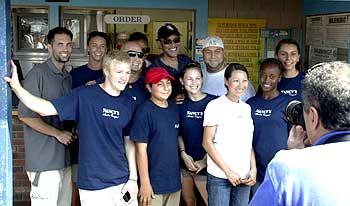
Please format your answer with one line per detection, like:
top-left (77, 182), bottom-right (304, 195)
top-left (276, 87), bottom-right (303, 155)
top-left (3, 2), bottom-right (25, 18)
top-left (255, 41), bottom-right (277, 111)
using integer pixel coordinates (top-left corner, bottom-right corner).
top-left (127, 50), bottom-right (145, 58)
top-left (160, 37), bottom-right (181, 45)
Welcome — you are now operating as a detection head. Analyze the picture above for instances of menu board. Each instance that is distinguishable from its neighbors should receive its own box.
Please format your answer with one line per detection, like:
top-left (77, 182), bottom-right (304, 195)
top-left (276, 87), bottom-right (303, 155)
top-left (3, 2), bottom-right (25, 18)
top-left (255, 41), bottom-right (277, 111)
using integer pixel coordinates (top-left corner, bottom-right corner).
top-left (208, 18), bottom-right (266, 88)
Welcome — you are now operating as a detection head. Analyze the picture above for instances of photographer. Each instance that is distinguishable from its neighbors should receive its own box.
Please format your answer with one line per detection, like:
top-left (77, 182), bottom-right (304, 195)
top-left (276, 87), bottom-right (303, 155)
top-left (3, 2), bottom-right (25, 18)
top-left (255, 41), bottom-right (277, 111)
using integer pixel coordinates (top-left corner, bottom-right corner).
top-left (250, 61), bottom-right (350, 205)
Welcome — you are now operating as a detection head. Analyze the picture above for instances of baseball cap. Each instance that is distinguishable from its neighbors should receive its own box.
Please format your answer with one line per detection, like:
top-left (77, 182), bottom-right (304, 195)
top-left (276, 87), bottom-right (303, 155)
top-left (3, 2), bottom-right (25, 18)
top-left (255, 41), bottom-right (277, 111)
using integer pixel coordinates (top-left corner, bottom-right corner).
top-left (157, 24), bottom-right (181, 40)
top-left (145, 67), bottom-right (175, 84)
top-left (203, 36), bottom-right (224, 49)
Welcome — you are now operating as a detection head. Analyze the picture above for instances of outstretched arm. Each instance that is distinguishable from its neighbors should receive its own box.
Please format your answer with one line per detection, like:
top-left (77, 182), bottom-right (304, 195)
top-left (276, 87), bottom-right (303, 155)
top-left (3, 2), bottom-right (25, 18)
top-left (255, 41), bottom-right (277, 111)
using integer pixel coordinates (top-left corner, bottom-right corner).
top-left (4, 60), bottom-right (57, 116)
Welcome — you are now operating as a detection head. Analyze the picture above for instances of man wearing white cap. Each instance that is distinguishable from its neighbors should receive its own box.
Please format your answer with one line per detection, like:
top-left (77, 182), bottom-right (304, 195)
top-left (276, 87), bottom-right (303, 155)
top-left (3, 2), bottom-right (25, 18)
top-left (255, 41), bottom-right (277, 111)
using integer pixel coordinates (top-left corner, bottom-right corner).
top-left (201, 36), bottom-right (256, 101)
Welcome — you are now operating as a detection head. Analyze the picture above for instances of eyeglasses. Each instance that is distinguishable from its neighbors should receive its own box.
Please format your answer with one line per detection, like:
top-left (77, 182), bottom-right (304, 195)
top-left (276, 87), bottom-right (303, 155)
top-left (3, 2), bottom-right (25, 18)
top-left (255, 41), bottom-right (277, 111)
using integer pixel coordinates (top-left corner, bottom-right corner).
top-left (127, 51), bottom-right (145, 58)
top-left (160, 37), bottom-right (181, 45)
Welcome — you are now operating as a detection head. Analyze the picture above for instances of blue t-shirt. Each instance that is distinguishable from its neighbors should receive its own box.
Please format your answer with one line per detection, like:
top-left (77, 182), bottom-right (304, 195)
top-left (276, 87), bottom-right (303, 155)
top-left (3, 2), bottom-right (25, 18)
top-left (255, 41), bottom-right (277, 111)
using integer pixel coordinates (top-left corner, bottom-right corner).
top-left (70, 64), bottom-right (104, 89)
top-left (130, 99), bottom-right (181, 194)
top-left (278, 72), bottom-right (305, 101)
top-left (247, 93), bottom-right (291, 182)
top-left (179, 94), bottom-right (217, 161)
top-left (148, 54), bottom-right (191, 98)
top-left (51, 84), bottom-right (135, 190)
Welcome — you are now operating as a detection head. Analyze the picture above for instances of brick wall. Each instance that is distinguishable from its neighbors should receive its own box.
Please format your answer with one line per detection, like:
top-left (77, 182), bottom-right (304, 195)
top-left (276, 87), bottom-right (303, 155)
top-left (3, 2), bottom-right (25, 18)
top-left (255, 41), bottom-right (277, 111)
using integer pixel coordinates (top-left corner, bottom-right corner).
top-left (12, 112), bottom-right (30, 206)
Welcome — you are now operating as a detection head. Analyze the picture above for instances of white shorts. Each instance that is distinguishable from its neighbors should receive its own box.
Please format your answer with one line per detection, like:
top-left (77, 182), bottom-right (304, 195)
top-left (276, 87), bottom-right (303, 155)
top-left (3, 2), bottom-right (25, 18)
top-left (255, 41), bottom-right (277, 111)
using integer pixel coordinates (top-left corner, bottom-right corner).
top-left (27, 166), bottom-right (72, 206)
top-left (79, 183), bottom-right (138, 206)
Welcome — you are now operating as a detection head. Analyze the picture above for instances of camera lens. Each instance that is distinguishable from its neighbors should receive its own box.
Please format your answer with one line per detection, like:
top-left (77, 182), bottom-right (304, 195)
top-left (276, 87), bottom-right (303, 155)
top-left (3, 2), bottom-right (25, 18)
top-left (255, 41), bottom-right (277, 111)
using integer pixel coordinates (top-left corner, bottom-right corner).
top-left (285, 100), bottom-right (305, 129)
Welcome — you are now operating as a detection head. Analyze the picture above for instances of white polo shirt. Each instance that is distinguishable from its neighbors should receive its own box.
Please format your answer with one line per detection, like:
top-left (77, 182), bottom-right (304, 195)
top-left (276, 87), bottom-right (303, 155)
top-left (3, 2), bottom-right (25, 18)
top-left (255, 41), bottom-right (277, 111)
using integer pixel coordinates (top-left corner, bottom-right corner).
top-left (203, 95), bottom-right (254, 179)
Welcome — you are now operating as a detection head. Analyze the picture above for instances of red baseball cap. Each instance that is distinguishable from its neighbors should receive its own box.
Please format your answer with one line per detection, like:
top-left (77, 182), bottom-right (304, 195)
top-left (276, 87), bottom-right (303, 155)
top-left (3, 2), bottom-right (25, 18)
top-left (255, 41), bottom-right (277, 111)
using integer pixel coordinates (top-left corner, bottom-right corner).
top-left (145, 67), bottom-right (175, 84)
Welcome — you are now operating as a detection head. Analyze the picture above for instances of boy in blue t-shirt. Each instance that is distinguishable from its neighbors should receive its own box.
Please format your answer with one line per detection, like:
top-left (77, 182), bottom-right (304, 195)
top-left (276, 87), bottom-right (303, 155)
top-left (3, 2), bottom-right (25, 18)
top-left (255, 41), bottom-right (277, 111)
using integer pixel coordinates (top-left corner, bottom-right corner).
top-left (130, 67), bottom-right (181, 206)
top-left (6, 51), bottom-right (139, 206)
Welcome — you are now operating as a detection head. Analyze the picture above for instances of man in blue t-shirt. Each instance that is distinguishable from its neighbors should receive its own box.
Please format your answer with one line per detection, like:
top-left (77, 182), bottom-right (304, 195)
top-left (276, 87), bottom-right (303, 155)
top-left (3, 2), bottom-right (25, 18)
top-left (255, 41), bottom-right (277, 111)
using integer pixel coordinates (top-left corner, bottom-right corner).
top-left (6, 51), bottom-right (138, 206)
top-left (70, 31), bottom-right (108, 89)
top-left (130, 67), bottom-right (181, 206)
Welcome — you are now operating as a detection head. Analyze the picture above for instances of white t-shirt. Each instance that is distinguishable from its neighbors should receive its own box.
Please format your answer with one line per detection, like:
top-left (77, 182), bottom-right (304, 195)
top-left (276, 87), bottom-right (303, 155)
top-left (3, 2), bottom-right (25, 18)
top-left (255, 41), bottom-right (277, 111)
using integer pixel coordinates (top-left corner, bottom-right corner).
top-left (202, 65), bottom-right (256, 102)
top-left (203, 95), bottom-right (254, 179)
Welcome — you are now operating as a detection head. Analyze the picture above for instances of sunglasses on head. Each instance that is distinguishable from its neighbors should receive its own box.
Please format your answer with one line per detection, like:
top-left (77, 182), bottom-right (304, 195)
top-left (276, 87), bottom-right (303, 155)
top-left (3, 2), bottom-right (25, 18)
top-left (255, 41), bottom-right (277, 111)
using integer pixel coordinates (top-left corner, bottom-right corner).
top-left (127, 50), bottom-right (145, 58)
top-left (160, 37), bottom-right (181, 45)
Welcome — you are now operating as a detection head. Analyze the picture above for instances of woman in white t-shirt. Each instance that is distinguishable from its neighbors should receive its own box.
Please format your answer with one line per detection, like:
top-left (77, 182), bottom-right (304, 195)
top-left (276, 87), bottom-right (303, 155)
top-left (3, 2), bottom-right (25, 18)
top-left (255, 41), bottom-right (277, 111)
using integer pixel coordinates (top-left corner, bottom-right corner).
top-left (202, 63), bottom-right (256, 206)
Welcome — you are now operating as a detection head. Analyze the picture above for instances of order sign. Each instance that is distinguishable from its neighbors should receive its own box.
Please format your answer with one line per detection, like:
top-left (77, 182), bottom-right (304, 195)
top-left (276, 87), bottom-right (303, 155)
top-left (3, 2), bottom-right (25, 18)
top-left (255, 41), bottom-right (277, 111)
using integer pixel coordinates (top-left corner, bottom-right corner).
top-left (104, 15), bottom-right (150, 24)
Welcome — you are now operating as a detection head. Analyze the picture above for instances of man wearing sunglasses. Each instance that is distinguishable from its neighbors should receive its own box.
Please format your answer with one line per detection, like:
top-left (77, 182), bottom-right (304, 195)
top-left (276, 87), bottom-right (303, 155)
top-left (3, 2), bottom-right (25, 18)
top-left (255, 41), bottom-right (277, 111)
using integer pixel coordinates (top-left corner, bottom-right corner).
top-left (122, 41), bottom-right (150, 107)
top-left (128, 32), bottom-right (152, 68)
top-left (149, 23), bottom-right (190, 100)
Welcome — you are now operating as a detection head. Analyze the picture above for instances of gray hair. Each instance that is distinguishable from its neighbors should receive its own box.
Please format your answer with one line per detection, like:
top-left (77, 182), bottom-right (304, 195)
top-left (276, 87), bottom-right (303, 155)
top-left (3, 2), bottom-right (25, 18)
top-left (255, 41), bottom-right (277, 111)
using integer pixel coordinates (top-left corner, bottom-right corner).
top-left (302, 61), bottom-right (350, 130)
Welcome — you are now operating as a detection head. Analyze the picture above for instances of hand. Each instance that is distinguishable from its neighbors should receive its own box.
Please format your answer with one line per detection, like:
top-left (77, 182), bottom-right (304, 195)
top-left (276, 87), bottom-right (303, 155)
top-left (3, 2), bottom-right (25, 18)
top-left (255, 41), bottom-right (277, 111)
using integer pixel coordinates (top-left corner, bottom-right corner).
top-left (139, 183), bottom-right (154, 206)
top-left (121, 180), bottom-right (138, 204)
top-left (194, 158), bottom-right (206, 174)
top-left (225, 169), bottom-right (242, 186)
top-left (55, 130), bottom-right (74, 145)
top-left (181, 152), bottom-right (197, 172)
top-left (287, 125), bottom-right (308, 149)
top-left (241, 169), bottom-right (256, 186)
top-left (4, 60), bottom-right (21, 91)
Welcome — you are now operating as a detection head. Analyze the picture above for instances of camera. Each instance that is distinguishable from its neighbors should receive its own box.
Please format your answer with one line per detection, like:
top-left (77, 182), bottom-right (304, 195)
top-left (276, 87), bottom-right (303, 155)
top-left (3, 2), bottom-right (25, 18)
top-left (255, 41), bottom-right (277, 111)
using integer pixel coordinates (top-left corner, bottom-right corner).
top-left (285, 100), bottom-right (305, 129)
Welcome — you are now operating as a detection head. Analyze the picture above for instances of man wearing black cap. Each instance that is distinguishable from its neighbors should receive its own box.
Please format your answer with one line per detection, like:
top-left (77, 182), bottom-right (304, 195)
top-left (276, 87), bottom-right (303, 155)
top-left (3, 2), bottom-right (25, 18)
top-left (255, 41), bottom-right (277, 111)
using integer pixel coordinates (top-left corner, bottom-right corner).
top-left (149, 23), bottom-right (190, 99)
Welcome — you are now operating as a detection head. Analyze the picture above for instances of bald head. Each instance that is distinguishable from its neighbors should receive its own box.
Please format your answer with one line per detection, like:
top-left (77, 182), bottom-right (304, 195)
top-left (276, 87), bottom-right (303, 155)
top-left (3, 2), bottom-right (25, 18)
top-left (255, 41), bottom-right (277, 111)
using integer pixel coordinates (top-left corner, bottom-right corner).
top-left (121, 41), bottom-right (142, 53)
top-left (120, 41), bottom-right (144, 72)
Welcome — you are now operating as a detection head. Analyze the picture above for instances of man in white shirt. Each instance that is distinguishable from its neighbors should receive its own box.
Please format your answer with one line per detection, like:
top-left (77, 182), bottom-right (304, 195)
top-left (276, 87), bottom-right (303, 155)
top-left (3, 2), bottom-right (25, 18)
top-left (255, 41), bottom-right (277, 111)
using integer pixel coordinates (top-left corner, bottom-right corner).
top-left (201, 36), bottom-right (255, 101)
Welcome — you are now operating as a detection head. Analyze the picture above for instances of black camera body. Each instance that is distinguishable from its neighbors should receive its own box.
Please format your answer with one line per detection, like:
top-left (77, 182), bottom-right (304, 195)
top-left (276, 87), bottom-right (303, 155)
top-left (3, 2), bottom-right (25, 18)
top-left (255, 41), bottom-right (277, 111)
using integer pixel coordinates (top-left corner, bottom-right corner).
top-left (285, 100), bottom-right (306, 129)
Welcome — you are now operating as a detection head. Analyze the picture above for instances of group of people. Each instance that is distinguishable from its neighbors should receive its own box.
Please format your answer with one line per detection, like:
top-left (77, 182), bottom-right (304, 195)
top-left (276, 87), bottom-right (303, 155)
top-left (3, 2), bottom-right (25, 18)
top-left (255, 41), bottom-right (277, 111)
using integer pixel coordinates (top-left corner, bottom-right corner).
top-left (5, 22), bottom-right (350, 206)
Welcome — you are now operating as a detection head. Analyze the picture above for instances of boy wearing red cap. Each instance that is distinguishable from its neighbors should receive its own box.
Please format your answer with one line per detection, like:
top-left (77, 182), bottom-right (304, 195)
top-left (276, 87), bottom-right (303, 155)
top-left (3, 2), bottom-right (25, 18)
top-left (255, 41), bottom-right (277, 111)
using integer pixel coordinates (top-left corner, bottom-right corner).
top-left (130, 67), bottom-right (181, 206)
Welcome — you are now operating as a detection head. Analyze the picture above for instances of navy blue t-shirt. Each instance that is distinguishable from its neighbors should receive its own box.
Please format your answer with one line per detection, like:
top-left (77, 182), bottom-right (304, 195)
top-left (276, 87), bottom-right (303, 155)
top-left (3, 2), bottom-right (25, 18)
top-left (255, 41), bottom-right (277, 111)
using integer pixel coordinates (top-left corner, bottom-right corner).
top-left (247, 93), bottom-right (291, 182)
top-left (278, 72), bottom-right (305, 101)
top-left (179, 94), bottom-right (217, 161)
top-left (51, 84), bottom-right (136, 190)
top-left (148, 54), bottom-right (191, 98)
top-left (70, 64), bottom-right (104, 89)
top-left (130, 99), bottom-right (181, 194)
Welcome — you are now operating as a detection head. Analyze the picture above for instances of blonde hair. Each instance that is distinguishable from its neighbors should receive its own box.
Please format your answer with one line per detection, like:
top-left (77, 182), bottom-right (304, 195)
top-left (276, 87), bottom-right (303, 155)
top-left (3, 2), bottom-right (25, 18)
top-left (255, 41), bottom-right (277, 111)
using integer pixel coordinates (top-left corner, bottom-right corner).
top-left (102, 50), bottom-right (131, 72)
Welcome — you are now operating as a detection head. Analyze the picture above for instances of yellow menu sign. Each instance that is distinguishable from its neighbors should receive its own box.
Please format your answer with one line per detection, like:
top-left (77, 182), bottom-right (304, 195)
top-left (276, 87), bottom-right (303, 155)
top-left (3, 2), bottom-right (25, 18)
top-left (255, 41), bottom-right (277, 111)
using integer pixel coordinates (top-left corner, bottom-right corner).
top-left (208, 18), bottom-right (266, 89)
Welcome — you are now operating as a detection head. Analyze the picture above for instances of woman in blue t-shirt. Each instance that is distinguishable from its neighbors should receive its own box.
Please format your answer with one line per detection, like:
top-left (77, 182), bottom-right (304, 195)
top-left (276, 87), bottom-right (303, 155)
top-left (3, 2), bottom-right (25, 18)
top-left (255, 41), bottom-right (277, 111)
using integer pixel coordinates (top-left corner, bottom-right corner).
top-left (178, 62), bottom-right (216, 206)
top-left (275, 38), bottom-right (305, 100)
top-left (247, 58), bottom-right (292, 199)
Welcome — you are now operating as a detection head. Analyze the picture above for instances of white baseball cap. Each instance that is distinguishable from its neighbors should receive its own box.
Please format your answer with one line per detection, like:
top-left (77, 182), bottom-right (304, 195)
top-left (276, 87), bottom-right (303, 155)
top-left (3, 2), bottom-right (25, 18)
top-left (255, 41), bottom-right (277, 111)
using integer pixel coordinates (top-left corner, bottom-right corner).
top-left (203, 36), bottom-right (224, 49)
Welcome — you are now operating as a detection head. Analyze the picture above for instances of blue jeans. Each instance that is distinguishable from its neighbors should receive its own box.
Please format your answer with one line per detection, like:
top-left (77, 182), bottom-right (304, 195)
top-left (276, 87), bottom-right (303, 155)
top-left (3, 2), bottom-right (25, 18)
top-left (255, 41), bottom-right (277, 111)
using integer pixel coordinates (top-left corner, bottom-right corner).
top-left (207, 173), bottom-right (250, 206)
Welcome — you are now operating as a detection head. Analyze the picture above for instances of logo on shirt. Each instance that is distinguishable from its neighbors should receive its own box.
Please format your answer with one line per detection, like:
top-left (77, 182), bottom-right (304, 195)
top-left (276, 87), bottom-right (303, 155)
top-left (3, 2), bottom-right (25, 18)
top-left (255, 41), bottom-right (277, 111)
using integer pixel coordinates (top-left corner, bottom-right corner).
top-left (102, 108), bottom-right (120, 119)
top-left (186, 111), bottom-right (203, 119)
top-left (281, 90), bottom-right (298, 96)
top-left (254, 109), bottom-right (272, 117)
top-left (174, 124), bottom-right (179, 129)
